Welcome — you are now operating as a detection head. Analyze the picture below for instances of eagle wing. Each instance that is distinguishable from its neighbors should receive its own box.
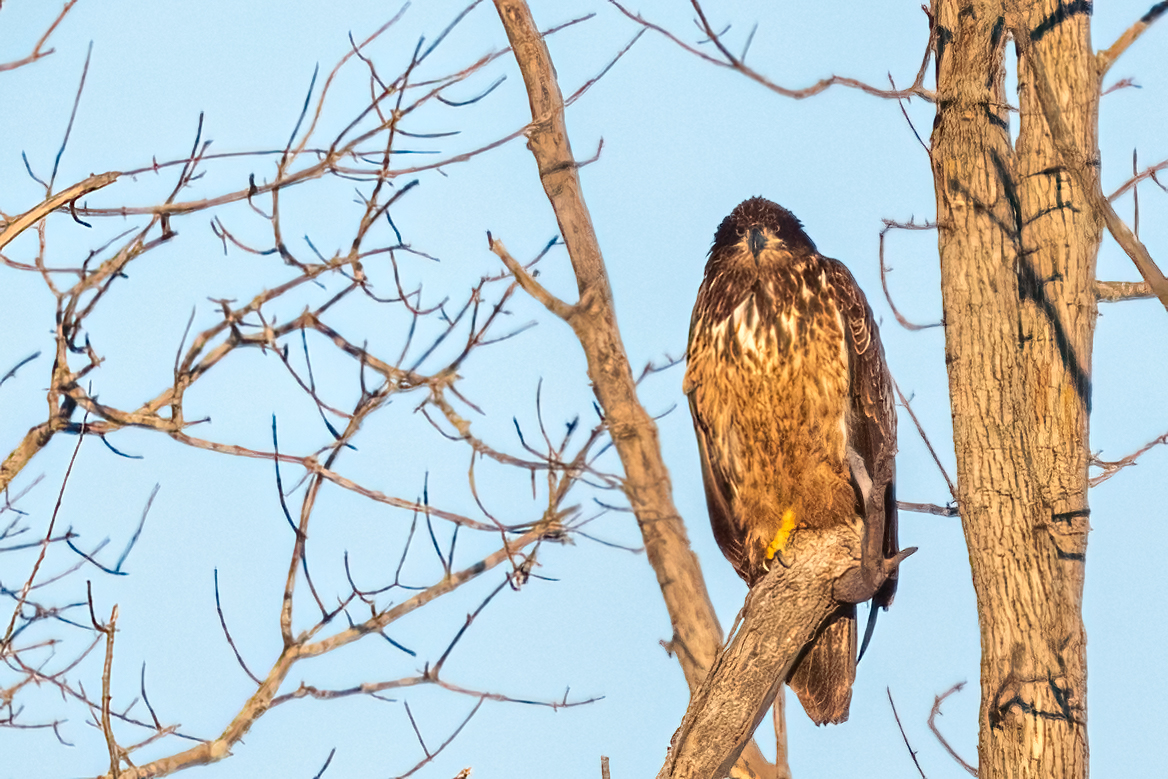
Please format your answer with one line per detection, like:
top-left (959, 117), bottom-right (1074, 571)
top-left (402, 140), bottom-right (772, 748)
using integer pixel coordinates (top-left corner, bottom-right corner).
top-left (686, 392), bottom-right (748, 580)
top-left (827, 261), bottom-right (899, 656)
top-left (684, 290), bottom-right (752, 582)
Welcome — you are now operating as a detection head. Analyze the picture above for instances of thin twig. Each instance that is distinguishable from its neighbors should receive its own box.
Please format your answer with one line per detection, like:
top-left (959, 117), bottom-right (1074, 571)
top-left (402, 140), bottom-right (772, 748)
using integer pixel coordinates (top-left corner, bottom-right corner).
top-left (0, 0), bottom-right (80, 72)
top-left (0, 352), bottom-right (40, 387)
top-left (214, 569), bottom-right (262, 685)
top-left (888, 688), bottom-right (928, 779)
top-left (609, 0), bottom-right (935, 102)
top-left (1090, 428), bottom-right (1168, 486)
top-left (928, 682), bottom-right (977, 776)
top-left (894, 379), bottom-right (957, 500)
top-left (49, 41), bottom-right (93, 190)
top-left (393, 699), bottom-right (484, 779)
top-left (2, 416), bottom-right (87, 646)
top-left (879, 219), bottom-right (941, 331)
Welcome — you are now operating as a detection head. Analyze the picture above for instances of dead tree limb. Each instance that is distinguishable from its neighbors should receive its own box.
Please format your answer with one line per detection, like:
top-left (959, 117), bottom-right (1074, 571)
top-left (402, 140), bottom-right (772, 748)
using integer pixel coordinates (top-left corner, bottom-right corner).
top-left (491, 2), bottom-right (774, 776)
top-left (1096, 2), bottom-right (1168, 76)
top-left (1096, 279), bottom-right (1154, 302)
top-left (0, 172), bottom-right (120, 252)
top-left (656, 523), bottom-right (861, 779)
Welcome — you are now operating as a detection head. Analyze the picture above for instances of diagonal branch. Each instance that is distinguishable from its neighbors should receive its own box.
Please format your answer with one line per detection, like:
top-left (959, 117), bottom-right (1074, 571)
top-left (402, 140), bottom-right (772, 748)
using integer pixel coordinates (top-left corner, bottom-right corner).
top-left (657, 523), bottom-right (861, 779)
top-left (492, 2), bottom-right (774, 776)
top-left (1096, 2), bottom-right (1168, 76)
top-left (1107, 156), bottom-right (1168, 202)
top-left (0, 172), bottom-right (121, 252)
top-left (1089, 428), bottom-right (1168, 487)
top-left (887, 689), bottom-right (929, 779)
top-left (893, 380), bottom-right (957, 501)
top-left (1016, 28), bottom-right (1168, 314)
top-left (0, 0), bottom-right (81, 72)
top-left (488, 235), bottom-right (574, 319)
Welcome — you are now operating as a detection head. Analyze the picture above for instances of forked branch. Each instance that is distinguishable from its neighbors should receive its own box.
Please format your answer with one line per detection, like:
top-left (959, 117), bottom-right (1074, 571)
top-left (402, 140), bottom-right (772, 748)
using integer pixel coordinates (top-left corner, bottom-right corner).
top-left (928, 682), bottom-right (977, 776)
top-left (0, 0), bottom-right (81, 72)
top-left (1090, 428), bottom-right (1168, 486)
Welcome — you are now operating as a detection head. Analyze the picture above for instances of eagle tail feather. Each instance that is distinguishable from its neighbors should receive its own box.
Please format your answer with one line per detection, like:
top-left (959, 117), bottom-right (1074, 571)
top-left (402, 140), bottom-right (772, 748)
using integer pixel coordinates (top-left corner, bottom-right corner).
top-left (856, 600), bottom-right (880, 665)
top-left (788, 605), bottom-right (857, 725)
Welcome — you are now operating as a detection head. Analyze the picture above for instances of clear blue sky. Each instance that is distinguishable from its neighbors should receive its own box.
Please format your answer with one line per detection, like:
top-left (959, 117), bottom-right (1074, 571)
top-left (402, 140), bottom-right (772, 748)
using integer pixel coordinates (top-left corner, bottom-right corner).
top-left (2, 2), bottom-right (1165, 777)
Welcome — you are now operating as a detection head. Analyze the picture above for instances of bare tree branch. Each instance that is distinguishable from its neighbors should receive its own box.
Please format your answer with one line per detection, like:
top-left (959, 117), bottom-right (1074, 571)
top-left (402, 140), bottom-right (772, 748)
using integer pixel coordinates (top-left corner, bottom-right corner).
top-left (1096, 280), bottom-right (1154, 302)
top-left (1096, 1), bottom-right (1168, 76)
top-left (898, 501), bottom-right (960, 517)
top-left (1107, 156), bottom-right (1168, 202)
top-left (0, 0), bottom-right (80, 72)
top-left (492, 3), bottom-right (775, 775)
top-left (887, 688), bottom-right (928, 779)
top-left (894, 380), bottom-right (957, 501)
top-left (488, 235), bottom-right (574, 319)
top-left (656, 523), bottom-right (862, 779)
top-left (99, 605), bottom-right (122, 779)
top-left (0, 172), bottom-right (121, 253)
top-left (1090, 428), bottom-right (1168, 487)
top-left (609, 0), bottom-right (936, 103)
top-left (1015, 27), bottom-right (1168, 314)
top-left (2, 420), bottom-right (86, 647)
top-left (879, 219), bottom-right (942, 331)
top-left (928, 682), bottom-right (977, 776)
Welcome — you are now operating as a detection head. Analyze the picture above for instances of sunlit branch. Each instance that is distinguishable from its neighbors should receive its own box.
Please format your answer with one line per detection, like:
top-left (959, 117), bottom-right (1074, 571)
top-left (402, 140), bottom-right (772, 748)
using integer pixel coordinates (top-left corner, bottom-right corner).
top-left (0, 0), bottom-right (81, 73)
top-left (1096, 2), bottom-right (1168, 76)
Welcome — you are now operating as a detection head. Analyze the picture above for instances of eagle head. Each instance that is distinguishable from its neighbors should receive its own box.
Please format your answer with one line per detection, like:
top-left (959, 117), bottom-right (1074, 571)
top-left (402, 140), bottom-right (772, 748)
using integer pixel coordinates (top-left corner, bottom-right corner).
top-left (711, 196), bottom-right (817, 263)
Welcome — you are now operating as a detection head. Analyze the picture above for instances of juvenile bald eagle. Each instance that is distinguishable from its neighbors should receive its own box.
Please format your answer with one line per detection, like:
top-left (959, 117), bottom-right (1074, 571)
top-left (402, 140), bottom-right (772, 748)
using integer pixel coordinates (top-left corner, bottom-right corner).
top-left (684, 197), bottom-right (902, 726)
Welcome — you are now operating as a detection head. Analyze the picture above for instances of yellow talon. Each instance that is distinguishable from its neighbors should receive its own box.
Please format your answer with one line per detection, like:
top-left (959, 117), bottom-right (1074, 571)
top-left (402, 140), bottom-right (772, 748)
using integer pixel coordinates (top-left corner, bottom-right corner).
top-left (765, 509), bottom-right (798, 560)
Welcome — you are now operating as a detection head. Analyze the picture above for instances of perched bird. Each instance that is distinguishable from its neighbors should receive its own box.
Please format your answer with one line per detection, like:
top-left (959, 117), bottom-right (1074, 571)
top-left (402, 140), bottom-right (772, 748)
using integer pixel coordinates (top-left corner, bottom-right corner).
top-left (684, 196), bottom-right (903, 725)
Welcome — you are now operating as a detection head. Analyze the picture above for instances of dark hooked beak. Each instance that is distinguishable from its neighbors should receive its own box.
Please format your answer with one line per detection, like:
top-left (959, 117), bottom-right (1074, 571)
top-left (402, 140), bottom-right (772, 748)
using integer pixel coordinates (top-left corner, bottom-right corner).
top-left (747, 227), bottom-right (765, 262)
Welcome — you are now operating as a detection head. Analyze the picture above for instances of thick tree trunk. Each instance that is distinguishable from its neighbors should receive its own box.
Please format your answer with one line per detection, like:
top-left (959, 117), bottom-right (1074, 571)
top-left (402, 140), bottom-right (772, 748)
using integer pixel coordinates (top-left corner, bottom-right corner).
top-left (930, 1), bottom-right (1098, 776)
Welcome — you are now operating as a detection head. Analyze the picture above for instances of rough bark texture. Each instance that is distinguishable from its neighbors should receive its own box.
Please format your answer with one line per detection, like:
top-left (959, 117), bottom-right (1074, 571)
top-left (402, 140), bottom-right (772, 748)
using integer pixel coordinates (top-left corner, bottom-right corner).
top-left (492, 3), bottom-right (775, 776)
top-left (930, 1), bottom-right (1097, 776)
top-left (656, 523), bottom-right (860, 779)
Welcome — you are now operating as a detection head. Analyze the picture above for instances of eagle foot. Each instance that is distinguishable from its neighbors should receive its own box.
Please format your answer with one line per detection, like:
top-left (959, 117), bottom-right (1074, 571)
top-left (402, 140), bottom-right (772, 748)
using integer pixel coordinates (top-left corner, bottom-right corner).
top-left (761, 549), bottom-right (792, 573)
top-left (762, 509), bottom-right (799, 572)
top-left (832, 546), bottom-right (917, 604)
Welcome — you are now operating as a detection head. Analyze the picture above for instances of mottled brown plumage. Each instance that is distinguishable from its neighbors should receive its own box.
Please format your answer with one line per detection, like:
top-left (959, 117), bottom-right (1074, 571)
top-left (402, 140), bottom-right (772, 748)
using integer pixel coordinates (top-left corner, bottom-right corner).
top-left (684, 197), bottom-right (899, 725)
